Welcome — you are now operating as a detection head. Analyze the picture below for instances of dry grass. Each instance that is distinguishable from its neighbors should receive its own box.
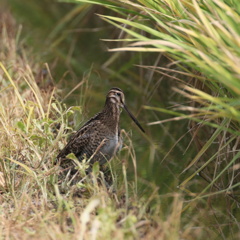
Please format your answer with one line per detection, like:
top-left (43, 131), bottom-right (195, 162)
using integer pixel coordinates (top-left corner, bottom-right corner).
top-left (2, 1), bottom-right (240, 237)
top-left (0, 10), bottom-right (194, 240)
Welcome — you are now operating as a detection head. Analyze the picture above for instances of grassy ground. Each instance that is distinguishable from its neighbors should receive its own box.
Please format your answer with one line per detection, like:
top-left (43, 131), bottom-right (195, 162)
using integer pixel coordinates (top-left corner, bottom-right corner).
top-left (0, 9), bottom-right (185, 240)
top-left (1, 1), bottom-right (240, 239)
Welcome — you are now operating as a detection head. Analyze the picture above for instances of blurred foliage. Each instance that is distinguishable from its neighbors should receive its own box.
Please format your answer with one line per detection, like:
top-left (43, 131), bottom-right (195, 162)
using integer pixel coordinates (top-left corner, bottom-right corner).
top-left (0, 7), bottom-right (194, 239)
top-left (67, 0), bottom-right (240, 190)
top-left (4, 0), bottom-right (240, 237)
top-left (4, 0), bottom-right (196, 194)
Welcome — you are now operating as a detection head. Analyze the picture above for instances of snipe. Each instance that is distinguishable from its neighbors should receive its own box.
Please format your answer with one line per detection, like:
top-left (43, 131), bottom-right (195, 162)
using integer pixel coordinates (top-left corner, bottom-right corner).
top-left (57, 87), bottom-right (144, 171)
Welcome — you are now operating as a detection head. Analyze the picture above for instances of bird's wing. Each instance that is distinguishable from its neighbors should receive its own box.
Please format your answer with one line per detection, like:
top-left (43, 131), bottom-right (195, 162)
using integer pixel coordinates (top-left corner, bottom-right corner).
top-left (57, 119), bottom-right (106, 162)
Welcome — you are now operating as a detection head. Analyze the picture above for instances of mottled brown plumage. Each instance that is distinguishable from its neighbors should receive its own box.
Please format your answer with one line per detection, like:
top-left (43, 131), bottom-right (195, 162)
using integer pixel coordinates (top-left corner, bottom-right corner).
top-left (57, 87), bottom-right (144, 171)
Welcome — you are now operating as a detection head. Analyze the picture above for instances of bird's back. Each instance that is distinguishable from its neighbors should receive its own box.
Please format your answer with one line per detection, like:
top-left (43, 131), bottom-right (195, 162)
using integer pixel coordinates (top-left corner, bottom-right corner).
top-left (57, 112), bottom-right (120, 167)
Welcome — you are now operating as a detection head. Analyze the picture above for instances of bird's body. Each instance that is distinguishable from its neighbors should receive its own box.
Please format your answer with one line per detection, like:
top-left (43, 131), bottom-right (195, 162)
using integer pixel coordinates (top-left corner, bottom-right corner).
top-left (57, 88), bottom-right (144, 171)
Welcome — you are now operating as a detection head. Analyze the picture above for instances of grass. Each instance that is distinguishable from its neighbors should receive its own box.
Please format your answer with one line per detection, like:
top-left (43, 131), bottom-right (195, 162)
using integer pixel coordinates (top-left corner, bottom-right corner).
top-left (0, 57), bottom-right (182, 238)
top-left (64, 0), bottom-right (240, 238)
top-left (2, 0), bottom-right (240, 238)
top-left (73, 0), bottom-right (240, 211)
top-left (0, 9), bottom-right (190, 240)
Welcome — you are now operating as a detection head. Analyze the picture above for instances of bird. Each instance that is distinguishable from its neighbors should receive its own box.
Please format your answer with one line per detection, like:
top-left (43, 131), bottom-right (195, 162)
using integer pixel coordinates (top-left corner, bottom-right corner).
top-left (57, 87), bottom-right (145, 173)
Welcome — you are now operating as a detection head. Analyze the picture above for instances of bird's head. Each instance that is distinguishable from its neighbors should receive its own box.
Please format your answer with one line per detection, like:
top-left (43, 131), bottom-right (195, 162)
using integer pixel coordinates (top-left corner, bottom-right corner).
top-left (106, 87), bottom-right (145, 133)
top-left (107, 87), bottom-right (125, 108)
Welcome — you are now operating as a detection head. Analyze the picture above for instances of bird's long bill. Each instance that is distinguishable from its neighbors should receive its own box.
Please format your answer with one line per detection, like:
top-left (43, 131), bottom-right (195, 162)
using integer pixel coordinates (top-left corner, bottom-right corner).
top-left (124, 105), bottom-right (145, 133)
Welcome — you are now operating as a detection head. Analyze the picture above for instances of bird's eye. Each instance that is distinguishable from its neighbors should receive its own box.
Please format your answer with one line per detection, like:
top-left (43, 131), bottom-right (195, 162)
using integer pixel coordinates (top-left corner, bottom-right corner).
top-left (116, 92), bottom-right (121, 96)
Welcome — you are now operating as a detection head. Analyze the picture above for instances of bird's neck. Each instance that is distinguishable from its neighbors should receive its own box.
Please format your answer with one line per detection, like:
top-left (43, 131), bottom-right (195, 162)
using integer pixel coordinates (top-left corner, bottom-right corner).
top-left (101, 100), bottom-right (121, 132)
top-left (103, 100), bottom-right (121, 120)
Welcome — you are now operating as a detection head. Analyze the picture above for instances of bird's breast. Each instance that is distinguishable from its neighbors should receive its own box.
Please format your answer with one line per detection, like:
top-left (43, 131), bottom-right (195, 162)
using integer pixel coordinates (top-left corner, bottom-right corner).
top-left (99, 132), bottom-right (122, 160)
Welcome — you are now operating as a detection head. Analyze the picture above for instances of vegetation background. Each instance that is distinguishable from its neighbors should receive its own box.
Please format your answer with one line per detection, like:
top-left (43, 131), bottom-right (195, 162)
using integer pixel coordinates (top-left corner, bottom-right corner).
top-left (1, 0), bottom-right (240, 239)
